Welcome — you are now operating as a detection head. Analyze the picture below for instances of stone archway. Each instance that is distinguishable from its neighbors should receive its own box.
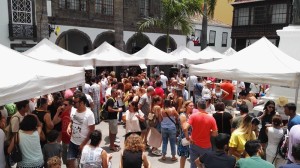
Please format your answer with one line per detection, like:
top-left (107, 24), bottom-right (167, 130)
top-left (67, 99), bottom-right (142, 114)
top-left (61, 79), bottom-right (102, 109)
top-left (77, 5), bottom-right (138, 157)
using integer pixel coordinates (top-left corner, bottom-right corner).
top-left (93, 31), bottom-right (115, 48)
top-left (126, 33), bottom-right (152, 54)
top-left (154, 35), bottom-right (177, 53)
top-left (56, 29), bottom-right (93, 54)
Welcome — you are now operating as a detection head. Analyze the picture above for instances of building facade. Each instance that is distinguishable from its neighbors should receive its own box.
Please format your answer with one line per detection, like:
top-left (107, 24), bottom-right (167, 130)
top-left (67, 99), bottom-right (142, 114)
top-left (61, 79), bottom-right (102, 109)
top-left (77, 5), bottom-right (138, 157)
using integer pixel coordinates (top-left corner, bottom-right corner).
top-left (231, 0), bottom-right (293, 51)
top-left (0, 0), bottom-right (232, 55)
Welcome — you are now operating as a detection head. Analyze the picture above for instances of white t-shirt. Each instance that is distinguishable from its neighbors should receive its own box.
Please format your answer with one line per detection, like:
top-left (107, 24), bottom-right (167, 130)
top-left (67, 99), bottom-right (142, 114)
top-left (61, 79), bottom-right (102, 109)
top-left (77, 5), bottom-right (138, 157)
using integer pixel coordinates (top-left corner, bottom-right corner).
top-left (85, 94), bottom-right (94, 105)
top-left (250, 83), bottom-right (260, 94)
top-left (186, 75), bottom-right (198, 91)
top-left (0, 130), bottom-right (6, 168)
top-left (89, 83), bottom-right (101, 102)
top-left (70, 108), bottom-right (95, 145)
top-left (237, 82), bottom-right (245, 94)
top-left (160, 75), bottom-right (168, 89)
top-left (125, 110), bottom-right (144, 133)
top-left (83, 83), bottom-right (91, 95)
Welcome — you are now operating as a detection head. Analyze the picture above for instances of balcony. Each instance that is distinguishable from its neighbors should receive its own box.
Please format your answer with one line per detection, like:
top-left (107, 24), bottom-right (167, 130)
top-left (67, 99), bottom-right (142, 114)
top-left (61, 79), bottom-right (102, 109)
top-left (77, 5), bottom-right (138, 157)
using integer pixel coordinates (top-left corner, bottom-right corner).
top-left (231, 24), bottom-right (288, 38)
top-left (8, 23), bottom-right (37, 41)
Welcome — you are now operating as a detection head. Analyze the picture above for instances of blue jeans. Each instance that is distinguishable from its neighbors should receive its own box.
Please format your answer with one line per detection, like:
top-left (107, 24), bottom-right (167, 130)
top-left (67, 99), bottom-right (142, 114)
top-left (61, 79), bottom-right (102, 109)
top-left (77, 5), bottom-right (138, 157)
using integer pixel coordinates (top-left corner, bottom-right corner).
top-left (190, 144), bottom-right (212, 168)
top-left (93, 102), bottom-right (100, 123)
top-left (161, 127), bottom-right (177, 156)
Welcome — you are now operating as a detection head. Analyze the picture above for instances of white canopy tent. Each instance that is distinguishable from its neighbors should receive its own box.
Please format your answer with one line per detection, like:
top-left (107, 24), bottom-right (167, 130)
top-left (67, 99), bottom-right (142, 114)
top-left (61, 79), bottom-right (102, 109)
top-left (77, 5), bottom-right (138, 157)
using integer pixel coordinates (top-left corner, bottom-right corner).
top-left (189, 37), bottom-right (300, 102)
top-left (0, 44), bottom-right (85, 106)
top-left (134, 44), bottom-right (182, 65)
top-left (170, 46), bottom-right (211, 64)
top-left (197, 46), bottom-right (226, 60)
top-left (223, 47), bottom-right (237, 56)
top-left (23, 39), bottom-right (94, 69)
top-left (83, 42), bottom-right (145, 66)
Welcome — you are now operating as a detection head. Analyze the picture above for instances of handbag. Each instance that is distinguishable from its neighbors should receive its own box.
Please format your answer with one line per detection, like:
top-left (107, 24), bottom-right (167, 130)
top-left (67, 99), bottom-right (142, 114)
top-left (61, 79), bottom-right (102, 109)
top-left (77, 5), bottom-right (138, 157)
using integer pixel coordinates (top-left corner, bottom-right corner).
top-left (139, 120), bottom-right (147, 130)
top-left (10, 133), bottom-right (22, 164)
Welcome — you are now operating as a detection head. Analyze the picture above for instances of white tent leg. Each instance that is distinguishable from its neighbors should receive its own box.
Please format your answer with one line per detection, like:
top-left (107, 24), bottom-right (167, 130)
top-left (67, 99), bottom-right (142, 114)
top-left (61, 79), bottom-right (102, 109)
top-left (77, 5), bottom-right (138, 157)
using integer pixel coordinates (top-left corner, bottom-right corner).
top-left (295, 78), bottom-right (300, 104)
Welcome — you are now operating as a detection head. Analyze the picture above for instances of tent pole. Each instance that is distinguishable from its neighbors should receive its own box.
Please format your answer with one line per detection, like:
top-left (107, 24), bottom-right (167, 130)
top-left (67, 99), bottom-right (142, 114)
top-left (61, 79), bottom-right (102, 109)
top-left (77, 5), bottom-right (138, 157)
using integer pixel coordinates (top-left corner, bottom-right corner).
top-left (295, 75), bottom-right (300, 104)
top-left (188, 72), bottom-right (191, 100)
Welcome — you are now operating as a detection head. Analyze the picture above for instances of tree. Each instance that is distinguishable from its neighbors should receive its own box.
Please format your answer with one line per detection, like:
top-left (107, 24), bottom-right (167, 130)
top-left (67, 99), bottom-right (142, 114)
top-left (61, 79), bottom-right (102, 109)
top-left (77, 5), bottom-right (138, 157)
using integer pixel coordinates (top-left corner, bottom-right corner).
top-left (138, 0), bottom-right (202, 50)
top-left (201, 0), bottom-right (231, 50)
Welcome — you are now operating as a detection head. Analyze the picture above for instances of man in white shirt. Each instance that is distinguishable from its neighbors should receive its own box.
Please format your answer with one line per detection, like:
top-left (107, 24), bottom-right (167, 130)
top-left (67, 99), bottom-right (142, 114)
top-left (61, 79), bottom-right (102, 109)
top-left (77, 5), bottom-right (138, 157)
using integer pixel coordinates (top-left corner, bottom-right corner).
top-left (186, 75), bottom-right (198, 100)
top-left (67, 92), bottom-right (95, 167)
top-left (160, 71), bottom-right (168, 93)
top-left (89, 77), bottom-right (101, 124)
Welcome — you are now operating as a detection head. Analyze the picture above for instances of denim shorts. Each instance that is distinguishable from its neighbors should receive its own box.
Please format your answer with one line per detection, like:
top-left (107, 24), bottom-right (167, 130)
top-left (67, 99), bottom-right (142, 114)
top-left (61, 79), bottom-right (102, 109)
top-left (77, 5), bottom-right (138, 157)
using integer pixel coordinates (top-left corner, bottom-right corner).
top-left (67, 141), bottom-right (80, 160)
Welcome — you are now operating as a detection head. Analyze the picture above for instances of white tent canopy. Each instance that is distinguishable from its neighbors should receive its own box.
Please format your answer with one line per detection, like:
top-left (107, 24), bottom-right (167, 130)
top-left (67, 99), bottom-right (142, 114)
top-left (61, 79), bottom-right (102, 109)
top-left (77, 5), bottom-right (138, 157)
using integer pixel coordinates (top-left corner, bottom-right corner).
top-left (189, 37), bottom-right (300, 88)
top-left (23, 39), bottom-right (94, 69)
top-left (0, 44), bottom-right (85, 105)
top-left (134, 44), bottom-right (182, 65)
top-left (170, 46), bottom-right (210, 64)
top-left (197, 46), bottom-right (226, 60)
top-left (223, 47), bottom-right (237, 56)
top-left (83, 42), bottom-right (145, 66)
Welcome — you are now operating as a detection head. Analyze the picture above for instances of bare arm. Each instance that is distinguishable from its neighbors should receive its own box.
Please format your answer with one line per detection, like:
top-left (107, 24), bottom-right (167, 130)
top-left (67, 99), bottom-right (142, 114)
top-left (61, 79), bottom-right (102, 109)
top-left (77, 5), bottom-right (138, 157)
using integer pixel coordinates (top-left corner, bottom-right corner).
top-left (101, 150), bottom-right (109, 168)
top-left (119, 151), bottom-right (123, 168)
top-left (142, 152), bottom-right (150, 168)
top-left (44, 113), bottom-right (54, 131)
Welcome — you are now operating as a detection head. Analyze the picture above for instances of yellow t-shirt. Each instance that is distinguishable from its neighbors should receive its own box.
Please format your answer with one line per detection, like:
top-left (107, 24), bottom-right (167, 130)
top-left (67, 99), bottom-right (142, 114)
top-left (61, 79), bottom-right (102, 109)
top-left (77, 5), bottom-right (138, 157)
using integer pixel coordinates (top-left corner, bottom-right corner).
top-left (229, 129), bottom-right (256, 160)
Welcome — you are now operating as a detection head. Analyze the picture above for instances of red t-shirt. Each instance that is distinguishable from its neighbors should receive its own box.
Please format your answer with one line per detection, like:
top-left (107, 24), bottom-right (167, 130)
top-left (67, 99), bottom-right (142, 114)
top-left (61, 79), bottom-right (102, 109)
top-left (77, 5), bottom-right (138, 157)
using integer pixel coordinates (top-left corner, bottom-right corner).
top-left (188, 112), bottom-right (218, 148)
top-left (220, 82), bottom-right (235, 100)
top-left (61, 109), bottom-right (71, 144)
top-left (154, 87), bottom-right (164, 99)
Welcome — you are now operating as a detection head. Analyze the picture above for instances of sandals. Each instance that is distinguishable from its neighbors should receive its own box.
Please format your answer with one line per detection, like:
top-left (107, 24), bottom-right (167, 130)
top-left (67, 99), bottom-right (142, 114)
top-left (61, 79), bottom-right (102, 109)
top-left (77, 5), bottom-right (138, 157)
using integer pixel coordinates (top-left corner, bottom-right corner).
top-left (161, 156), bottom-right (166, 160)
top-left (152, 150), bottom-right (162, 156)
top-left (171, 157), bottom-right (178, 161)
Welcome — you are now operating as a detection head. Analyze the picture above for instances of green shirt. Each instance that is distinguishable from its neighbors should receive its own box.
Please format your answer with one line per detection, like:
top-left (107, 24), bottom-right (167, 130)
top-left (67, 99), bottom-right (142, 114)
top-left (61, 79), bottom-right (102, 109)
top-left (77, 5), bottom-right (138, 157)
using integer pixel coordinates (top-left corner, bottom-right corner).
top-left (236, 156), bottom-right (275, 168)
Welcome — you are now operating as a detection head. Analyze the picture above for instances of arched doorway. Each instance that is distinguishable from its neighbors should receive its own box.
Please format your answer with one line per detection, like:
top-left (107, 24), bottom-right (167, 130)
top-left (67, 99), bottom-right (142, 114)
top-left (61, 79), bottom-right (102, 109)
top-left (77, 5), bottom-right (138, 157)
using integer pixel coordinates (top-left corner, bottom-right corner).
top-left (126, 33), bottom-right (152, 54)
top-left (93, 31), bottom-right (115, 48)
top-left (154, 35), bottom-right (177, 53)
top-left (55, 29), bottom-right (93, 55)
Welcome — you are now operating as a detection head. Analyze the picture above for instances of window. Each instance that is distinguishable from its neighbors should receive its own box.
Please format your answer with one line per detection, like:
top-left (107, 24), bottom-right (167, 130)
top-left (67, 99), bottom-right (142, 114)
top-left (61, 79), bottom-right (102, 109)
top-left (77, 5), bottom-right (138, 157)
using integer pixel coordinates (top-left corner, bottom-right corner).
top-left (222, 32), bottom-right (228, 47)
top-left (95, 0), bottom-right (113, 15)
top-left (11, 0), bottom-right (32, 25)
top-left (251, 6), bottom-right (266, 25)
top-left (209, 30), bottom-right (216, 46)
top-left (271, 4), bottom-right (287, 24)
top-left (140, 0), bottom-right (150, 17)
top-left (234, 8), bottom-right (249, 26)
top-left (59, 0), bottom-right (87, 11)
top-left (192, 29), bottom-right (201, 46)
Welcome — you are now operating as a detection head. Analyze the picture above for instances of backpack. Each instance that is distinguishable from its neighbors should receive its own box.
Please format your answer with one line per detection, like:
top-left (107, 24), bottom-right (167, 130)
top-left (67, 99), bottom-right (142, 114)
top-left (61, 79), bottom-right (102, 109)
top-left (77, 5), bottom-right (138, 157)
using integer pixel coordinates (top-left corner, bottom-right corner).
top-left (100, 97), bottom-right (114, 121)
top-left (277, 129), bottom-right (288, 160)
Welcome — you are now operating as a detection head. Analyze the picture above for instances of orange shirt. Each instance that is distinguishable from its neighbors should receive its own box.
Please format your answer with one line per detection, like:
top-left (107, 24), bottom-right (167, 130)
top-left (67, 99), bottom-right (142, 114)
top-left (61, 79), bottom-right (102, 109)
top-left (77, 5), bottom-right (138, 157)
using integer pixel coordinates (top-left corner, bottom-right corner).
top-left (188, 112), bottom-right (218, 148)
top-left (220, 82), bottom-right (235, 100)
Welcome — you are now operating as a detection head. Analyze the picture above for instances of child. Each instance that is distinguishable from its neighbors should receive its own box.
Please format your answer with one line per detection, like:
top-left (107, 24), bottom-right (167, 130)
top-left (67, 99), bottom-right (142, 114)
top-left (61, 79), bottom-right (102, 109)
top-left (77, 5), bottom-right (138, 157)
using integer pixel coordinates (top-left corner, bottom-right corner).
top-left (43, 130), bottom-right (62, 168)
top-left (47, 156), bottom-right (61, 168)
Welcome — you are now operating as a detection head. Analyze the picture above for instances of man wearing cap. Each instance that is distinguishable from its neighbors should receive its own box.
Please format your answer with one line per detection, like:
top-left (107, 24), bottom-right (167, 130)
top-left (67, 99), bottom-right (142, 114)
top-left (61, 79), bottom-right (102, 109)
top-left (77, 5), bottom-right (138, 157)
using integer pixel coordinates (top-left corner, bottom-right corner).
top-left (160, 71), bottom-right (168, 94)
top-left (183, 98), bottom-right (218, 168)
top-left (178, 81), bottom-right (189, 101)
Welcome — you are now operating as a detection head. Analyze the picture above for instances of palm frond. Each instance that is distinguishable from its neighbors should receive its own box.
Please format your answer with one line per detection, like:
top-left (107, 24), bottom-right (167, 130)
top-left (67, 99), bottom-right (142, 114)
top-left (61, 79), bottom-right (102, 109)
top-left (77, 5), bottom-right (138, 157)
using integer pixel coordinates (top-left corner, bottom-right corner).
top-left (207, 0), bottom-right (217, 18)
top-left (138, 17), bottom-right (163, 32)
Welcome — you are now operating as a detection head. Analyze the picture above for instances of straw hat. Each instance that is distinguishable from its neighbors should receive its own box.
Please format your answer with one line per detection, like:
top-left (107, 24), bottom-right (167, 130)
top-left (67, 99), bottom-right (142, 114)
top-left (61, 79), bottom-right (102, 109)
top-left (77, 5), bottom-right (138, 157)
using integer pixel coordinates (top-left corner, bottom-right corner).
top-left (276, 96), bottom-right (288, 107)
top-left (178, 81), bottom-right (186, 86)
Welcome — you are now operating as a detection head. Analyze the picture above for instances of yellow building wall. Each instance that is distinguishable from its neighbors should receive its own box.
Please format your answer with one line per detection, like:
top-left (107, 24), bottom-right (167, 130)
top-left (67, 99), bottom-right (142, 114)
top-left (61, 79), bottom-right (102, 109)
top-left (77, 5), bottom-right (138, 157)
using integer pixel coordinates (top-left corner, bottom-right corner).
top-left (214, 0), bottom-right (233, 25)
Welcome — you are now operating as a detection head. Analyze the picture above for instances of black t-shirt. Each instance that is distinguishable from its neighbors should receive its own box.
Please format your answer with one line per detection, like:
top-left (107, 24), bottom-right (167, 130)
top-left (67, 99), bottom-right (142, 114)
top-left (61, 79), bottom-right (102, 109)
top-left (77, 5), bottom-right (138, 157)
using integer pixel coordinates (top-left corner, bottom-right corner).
top-left (200, 151), bottom-right (236, 168)
top-left (213, 112), bottom-right (233, 135)
top-left (105, 98), bottom-right (118, 120)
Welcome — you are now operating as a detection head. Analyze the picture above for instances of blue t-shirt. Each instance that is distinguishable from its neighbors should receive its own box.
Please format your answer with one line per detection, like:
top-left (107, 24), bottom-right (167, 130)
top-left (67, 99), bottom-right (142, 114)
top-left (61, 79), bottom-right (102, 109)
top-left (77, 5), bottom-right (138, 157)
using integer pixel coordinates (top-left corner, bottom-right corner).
top-left (279, 163), bottom-right (300, 168)
top-left (288, 115), bottom-right (300, 131)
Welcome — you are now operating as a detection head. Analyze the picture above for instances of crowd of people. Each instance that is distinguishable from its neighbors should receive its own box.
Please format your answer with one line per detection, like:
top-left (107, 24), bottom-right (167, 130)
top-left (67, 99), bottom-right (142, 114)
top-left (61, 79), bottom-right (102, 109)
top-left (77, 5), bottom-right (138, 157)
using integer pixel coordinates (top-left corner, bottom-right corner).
top-left (1, 68), bottom-right (300, 168)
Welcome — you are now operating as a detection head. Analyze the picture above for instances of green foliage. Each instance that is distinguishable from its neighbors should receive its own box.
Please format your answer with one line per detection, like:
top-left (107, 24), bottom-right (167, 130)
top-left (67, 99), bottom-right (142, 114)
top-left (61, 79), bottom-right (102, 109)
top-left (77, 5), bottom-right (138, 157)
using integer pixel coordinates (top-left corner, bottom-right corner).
top-left (138, 0), bottom-right (203, 48)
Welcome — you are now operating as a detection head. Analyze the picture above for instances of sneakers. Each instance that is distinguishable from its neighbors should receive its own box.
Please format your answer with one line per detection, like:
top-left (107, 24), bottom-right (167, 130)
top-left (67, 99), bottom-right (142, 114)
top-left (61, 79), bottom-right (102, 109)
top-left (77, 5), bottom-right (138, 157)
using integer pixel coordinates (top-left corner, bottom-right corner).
top-left (152, 149), bottom-right (162, 156)
top-left (115, 137), bottom-right (120, 143)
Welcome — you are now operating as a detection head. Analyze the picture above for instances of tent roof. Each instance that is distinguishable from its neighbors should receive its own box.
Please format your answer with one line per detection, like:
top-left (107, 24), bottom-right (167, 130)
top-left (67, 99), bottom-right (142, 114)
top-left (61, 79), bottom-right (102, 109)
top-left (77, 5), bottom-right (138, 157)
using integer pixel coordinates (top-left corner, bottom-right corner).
top-left (134, 44), bottom-right (182, 65)
top-left (83, 42), bottom-right (144, 66)
top-left (197, 46), bottom-right (226, 60)
top-left (223, 47), bottom-right (237, 56)
top-left (0, 44), bottom-right (85, 105)
top-left (23, 39), bottom-right (93, 69)
top-left (189, 37), bottom-right (300, 88)
top-left (170, 46), bottom-right (209, 64)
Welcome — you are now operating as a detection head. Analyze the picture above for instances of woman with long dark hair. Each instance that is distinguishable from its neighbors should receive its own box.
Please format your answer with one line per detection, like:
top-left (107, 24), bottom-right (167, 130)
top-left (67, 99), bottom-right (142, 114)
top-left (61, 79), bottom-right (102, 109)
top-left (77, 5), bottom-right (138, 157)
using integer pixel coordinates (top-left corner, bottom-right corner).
top-left (258, 100), bottom-right (276, 150)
